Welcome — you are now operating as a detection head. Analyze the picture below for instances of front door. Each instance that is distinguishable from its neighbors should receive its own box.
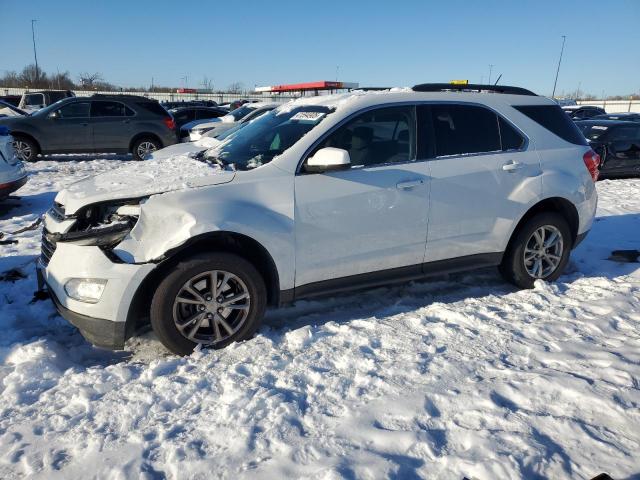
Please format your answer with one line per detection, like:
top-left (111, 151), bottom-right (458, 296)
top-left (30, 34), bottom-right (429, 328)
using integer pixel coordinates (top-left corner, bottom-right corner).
top-left (421, 103), bottom-right (542, 263)
top-left (44, 101), bottom-right (91, 151)
top-left (294, 106), bottom-right (431, 288)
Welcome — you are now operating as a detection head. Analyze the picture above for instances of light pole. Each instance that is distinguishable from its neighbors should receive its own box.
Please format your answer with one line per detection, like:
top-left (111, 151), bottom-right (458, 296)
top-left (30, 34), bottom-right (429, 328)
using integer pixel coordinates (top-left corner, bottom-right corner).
top-left (552, 35), bottom-right (566, 99)
top-left (488, 64), bottom-right (494, 85)
top-left (31, 20), bottom-right (39, 82)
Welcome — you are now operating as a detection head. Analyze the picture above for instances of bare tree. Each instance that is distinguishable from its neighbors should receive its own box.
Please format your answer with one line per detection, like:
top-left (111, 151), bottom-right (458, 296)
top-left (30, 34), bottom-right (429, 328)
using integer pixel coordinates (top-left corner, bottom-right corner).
top-left (78, 72), bottom-right (104, 89)
top-left (227, 81), bottom-right (244, 94)
top-left (201, 76), bottom-right (214, 92)
top-left (19, 64), bottom-right (48, 88)
top-left (49, 70), bottom-right (74, 90)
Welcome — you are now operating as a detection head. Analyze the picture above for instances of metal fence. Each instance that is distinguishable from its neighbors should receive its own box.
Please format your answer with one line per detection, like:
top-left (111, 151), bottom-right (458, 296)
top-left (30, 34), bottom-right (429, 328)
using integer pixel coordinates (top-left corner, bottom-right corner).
top-left (0, 86), bottom-right (298, 104)
top-left (576, 99), bottom-right (640, 113)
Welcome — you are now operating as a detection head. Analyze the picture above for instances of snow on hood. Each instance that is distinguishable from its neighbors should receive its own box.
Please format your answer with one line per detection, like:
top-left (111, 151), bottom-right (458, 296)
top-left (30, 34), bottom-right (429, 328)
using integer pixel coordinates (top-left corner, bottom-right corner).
top-left (56, 151), bottom-right (234, 214)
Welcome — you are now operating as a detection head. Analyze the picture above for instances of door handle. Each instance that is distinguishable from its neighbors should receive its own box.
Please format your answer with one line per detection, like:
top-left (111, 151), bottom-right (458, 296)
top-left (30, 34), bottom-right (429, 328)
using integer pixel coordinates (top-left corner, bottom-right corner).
top-left (502, 160), bottom-right (524, 172)
top-left (396, 179), bottom-right (424, 190)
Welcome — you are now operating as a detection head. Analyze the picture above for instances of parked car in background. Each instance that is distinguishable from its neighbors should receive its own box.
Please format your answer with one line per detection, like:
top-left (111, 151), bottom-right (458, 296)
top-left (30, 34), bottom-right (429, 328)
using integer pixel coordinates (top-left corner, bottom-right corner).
top-left (0, 94), bottom-right (178, 161)
top-left (188, 102), bottom-right (279, 141)
top-left (0, 95), bottom-right (21, 107)
top-left (562, 105), bottom-right (606, 120)
top-left (39, 84), bottom-right (598, 354)
top-left (576, 119), bottom-right (640, 178)
top-left (592, 112), bottom-right (640, 122)
top-left (18, 90), bottom-right (75, 113)
top-left (169, 106), bottom-right (228, 127)
top-left (0, 126), bottom-right (28, 198)
top-left (0, 100), bottom-right (27, 118)
top-left (161, 100), bottom-right (219, 110)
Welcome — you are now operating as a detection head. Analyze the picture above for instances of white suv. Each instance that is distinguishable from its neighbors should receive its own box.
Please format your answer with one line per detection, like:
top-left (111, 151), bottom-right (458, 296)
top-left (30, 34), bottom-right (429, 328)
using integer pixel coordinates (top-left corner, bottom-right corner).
top-left (39, 84), bottom-right (599, 355)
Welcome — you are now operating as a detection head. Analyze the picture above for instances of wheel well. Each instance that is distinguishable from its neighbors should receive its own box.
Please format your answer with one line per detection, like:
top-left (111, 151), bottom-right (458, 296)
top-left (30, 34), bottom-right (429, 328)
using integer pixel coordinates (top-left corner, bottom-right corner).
top-left (509, 197), bottom-right (579, 250)
top-left (129, 133), bottom-right (163, 152)
top-left (125, 231), bottom-right (280, 336)
top-left (11, 132), bottom-right (41, 153)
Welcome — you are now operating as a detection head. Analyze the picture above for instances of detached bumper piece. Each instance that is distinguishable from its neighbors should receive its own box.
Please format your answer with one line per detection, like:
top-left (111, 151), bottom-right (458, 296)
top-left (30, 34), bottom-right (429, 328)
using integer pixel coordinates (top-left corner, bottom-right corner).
top-left (49, 288), bottom-right (126, 350)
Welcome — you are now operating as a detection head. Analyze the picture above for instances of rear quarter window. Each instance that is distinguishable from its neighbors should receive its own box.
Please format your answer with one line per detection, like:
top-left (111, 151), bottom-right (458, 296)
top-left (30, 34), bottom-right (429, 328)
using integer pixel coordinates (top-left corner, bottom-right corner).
top-left (514, 104), bottom-right (587, 146)
top-left (135, 101), bottom-right (170, 117)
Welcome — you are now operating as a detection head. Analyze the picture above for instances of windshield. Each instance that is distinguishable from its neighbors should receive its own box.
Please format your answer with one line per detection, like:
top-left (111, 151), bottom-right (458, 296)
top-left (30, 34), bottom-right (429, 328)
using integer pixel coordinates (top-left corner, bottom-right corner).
top-left (201, 106), bottom-right (332, 171)
top-left (34, 99), bottom-right (69, 116)
top-left (228, 105), bottom-right (257, 121)
top-left (578, 124), bottom-right (609, 141)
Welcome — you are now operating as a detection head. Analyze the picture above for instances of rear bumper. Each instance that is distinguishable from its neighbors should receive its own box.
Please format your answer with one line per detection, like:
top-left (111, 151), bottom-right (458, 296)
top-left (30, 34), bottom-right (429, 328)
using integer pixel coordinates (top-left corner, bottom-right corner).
top-left (0, 174), bottom-right (27, 198)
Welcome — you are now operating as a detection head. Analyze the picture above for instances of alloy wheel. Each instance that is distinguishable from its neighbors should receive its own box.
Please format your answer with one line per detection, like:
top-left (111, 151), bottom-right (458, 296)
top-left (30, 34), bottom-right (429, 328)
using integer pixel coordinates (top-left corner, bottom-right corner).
top-left (136, 141), bottom-right (157, 159)
top-left (172, 270), bottom-right (251, 344)
top-left (13, 140), bottom-right (32, 161)
top-left (523, 225), bottom-right (564, 279)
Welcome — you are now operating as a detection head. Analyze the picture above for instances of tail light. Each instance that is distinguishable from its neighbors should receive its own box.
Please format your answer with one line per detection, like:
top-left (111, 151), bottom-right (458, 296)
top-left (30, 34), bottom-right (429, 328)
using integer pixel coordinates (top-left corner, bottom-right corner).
top-left (583, 149), bottom-right (600, 182)
top-left (163, 117), bottom-right (176, 130)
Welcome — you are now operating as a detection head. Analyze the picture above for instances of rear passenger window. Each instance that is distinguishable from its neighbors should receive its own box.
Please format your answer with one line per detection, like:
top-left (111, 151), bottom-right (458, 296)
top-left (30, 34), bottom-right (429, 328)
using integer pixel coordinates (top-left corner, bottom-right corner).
top-left (91, 101), bottom-right (128, 117)
top-left (318, 106), bottom-right (415, 167)
top-left (431, 104), bottom-right (500, 156)
top-left (499, 117), bottom-right (525, 150)
top-left (514, 105), bottom-right (587, 146)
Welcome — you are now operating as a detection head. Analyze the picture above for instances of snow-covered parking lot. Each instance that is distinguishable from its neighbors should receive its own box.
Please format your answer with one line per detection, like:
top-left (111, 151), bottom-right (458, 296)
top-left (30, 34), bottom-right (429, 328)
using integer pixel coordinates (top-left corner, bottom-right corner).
top-left (1, 157), bottom-right (639, 480)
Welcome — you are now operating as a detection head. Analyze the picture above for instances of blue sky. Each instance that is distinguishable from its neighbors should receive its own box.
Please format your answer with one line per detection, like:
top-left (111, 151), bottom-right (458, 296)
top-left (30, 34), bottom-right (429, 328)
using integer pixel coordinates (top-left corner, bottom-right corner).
top-left (2, 0), bottom-right (639, 96)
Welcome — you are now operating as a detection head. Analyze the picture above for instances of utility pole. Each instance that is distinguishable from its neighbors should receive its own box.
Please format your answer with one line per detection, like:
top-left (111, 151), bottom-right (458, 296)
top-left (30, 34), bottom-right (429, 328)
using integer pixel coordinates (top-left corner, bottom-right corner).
top-left (552, 35), bottom-right (566, 99)
top-left (488, 64), bottom-right (494, 85)
top-left (31, 20), bottom-right (39, 83)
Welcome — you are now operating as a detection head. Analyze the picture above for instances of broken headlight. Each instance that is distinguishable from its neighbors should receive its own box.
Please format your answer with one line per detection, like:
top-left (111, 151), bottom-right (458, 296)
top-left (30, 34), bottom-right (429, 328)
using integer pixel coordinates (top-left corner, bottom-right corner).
top-left (52, 201), bottom-right (143, 249)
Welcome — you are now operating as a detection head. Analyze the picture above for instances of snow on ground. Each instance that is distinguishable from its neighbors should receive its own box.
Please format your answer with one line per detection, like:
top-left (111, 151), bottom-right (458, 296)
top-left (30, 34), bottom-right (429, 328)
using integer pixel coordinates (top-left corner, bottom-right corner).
top-left (0, 156), bottom-right (639, 480)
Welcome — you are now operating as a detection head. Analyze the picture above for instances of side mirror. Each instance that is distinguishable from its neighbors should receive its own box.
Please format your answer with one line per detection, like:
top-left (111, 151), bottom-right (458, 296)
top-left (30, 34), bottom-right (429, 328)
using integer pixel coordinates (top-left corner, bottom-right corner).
top-left (48, 111), bottom-right (59, 119)
top-left (305, 147), bottom-right (351, 173)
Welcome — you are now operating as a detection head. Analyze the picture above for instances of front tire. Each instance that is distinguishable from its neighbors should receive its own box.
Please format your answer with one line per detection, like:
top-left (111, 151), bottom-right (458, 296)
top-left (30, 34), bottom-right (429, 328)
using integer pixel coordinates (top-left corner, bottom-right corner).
top-left (131, 137), bottom-right (161, 161)
top-left (150, 253), bottom-right (267, 355)
top-left (499, 212), bottom-right (572, 289)
top-left (13, 136), bottom-right (39, 162)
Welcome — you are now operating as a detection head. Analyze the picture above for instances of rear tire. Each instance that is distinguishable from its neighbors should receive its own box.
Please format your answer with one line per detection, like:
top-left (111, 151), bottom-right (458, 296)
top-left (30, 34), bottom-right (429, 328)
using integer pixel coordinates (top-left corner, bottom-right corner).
top-left (150, 253), bottom-right (267, 355)
top-left (499, 212), bottom-right (572, 289)
top-left (13, 136), bottom-right (39, 162)
top-left (131, 136), bottom-right (161, 161)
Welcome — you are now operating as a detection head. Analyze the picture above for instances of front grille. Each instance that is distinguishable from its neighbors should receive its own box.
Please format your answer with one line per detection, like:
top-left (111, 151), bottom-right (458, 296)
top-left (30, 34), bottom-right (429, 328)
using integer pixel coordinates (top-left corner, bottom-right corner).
top-left (40, 229), bottom-right (57, 267)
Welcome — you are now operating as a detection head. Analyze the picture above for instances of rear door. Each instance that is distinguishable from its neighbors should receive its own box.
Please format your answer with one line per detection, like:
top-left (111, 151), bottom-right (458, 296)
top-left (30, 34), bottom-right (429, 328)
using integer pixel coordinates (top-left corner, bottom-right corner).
top-left (90, 101), bottom-right (135, 151)
top-left (422, 103), bottom-right (542, 263)
top-left (603, 125), bottom-right (640, 174)
top-left (44, 101), bottom-right (91, 151)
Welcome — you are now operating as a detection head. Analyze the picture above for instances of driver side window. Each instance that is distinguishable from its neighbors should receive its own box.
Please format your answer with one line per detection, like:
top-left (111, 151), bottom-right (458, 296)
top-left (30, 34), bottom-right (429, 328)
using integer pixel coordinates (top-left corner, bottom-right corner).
top-left (57, 102), bottom-right (91, 118)
top-left (317, 106), bottom-right (415, 167)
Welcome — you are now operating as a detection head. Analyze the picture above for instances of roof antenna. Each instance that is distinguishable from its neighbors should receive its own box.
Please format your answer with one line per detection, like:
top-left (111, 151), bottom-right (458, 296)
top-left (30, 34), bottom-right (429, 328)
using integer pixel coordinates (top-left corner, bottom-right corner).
top-left (494, 74), bottom-right (502, 85)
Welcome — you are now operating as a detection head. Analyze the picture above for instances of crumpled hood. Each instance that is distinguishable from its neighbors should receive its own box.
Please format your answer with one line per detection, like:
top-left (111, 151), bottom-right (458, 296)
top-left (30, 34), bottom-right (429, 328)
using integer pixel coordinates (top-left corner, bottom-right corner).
top-left (56, 147), bottom-right (234, 214)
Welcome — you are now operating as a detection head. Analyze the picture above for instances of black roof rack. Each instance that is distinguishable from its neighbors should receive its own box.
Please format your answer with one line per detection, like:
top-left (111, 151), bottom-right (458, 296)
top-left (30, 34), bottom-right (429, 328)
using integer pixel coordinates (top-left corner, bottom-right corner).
top-left (412, 83), bottom-right (537, 96)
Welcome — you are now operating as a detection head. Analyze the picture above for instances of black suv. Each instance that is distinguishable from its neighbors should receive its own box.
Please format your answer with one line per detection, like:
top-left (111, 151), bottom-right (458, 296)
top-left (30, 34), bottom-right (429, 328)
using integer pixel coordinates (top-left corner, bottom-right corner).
top-left (0, 94), bottom-right (178, 161)
top-left (576, 119), bottom-right (640, 178)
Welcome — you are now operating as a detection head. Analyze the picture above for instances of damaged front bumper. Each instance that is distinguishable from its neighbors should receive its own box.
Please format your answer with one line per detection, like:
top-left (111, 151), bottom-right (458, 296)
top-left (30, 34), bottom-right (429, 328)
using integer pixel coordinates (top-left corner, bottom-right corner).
top-left (38, 242), bottom-right (155, 350)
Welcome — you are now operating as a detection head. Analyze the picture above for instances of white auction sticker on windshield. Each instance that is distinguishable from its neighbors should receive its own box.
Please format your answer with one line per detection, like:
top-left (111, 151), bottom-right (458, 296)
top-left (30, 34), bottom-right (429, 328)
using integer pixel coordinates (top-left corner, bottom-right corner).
top-left (592, 126), bottom-right (608, 130)
top-left (291, 111), bottom-right (326, 123)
